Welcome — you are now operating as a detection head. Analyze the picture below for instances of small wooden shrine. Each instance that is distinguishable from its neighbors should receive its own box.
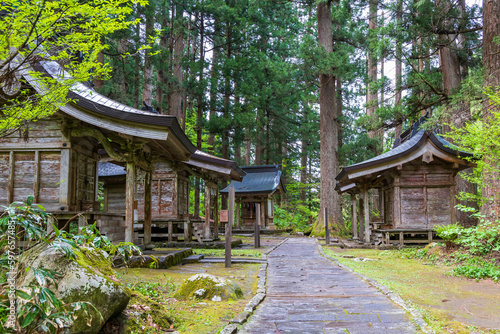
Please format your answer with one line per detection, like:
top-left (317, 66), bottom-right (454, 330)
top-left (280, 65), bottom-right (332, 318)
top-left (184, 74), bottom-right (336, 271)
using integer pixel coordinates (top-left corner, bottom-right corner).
top-left (220, 165), bottom-right (286, 229)
top-left (335, 118), bottom-right (476, 245)
top-left (0, 59), bottom-right (196, 246)
top-left (98, 151), bottom-right (244, 243)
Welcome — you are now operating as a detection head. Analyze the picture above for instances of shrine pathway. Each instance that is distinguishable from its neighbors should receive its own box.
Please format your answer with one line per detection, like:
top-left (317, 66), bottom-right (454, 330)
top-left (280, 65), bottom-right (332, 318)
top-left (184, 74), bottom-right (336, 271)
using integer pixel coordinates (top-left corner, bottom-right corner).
top-left (239, 238), bottom-right (416, 334)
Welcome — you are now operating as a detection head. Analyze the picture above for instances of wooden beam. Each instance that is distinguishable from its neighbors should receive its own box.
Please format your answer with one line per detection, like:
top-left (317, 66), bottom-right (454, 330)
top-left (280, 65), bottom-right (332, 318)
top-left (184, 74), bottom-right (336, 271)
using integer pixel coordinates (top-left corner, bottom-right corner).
top-left (143, 170), bottom-right (152, 247)
top-left (254, 203), bottom-right (260, 248)
top-left (358, 195), bottom-right (364, 241)
top-left (204, 183), bottom-right (211, 239)
top-left (236, 200), bottom-right (240, 228)
top-left (363, 189), bottom-right (370, 244)
top-left (226, 187), bottom-right (235, 268)
top-left (351, 194), bottom-right (358, 239)
top-left (33, 151), bottom-right (40, 203)
top-left (59, 149), bottom-right (71, 209)
top-left (125, 161), bottom-right (136, 243)
top-left (8, 151), bottom-right (14, 204)
top-left (214, 188), bottom-right (219, 240)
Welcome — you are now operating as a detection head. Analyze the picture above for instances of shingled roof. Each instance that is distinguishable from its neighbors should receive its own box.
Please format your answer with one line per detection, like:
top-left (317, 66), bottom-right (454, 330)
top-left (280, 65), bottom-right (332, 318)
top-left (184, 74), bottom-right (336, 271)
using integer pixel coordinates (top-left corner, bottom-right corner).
top-left (335, 128), bottom-right (476, 193)
top-left (22, 59), bottom-right (196, 161)
top-left (220, 165), bottom-right (286, 195)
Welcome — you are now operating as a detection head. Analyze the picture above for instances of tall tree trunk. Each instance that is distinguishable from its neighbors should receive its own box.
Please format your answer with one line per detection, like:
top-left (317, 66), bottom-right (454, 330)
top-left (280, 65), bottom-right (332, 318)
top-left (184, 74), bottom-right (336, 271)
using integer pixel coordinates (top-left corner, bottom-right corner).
top-left (300, 108), bottom-right (309, 203)
top-left (142, 7), bottom-right (154, 106)
top-left (367, 0), bottom-right (378, 139)
top-left (222, 20), bottom-right (231, 160)
top-left (94, 52), bottom-right (105, 90)
top-left (395, 0), bottom-right (403, 138)
top-left (156, 14), bottom-right (168, 114)
top-left (481, 0), bottom-right (500, 221)
top-left (318, 0), bottom-right (342, 227)
top-left (244, 125), bottom-right (251, 165)
top-left (170, 4), bottom-right (185, 123)
top-left (208, 18), bottom-right (220, 153)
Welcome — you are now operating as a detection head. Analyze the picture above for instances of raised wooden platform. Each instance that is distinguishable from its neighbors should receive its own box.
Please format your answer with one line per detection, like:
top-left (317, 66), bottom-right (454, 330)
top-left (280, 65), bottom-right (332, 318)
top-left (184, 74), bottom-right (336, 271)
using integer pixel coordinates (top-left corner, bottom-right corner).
top-left (377, 228), bottom-right (442, 246)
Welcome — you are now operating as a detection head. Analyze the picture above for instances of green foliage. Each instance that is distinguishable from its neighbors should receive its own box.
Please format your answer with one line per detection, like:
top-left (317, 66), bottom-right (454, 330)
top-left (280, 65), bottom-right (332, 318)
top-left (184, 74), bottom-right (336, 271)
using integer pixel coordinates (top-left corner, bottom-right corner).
top-left (273, 205), bottom-right (315, 232)
top-left (0, 197), bottom-right (141, 332)
top-left (128, 277), bottom-right (177, 303)
top-left (452, 261), bottom-right (500, 282)
top-left (0, 0), bottom-right (146, 136)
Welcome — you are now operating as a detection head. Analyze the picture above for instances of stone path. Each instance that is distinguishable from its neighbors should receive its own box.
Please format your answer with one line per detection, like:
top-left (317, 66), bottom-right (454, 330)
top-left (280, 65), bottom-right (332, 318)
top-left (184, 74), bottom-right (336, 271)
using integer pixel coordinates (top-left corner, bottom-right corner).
top-left (239, 238), bottom-right (416, 334)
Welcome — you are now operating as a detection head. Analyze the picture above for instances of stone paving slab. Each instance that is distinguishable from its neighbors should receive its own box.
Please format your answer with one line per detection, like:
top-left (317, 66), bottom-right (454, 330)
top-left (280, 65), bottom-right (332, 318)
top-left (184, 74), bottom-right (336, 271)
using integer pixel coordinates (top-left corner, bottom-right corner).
top-left (239, 238), bottom-right (416, 334)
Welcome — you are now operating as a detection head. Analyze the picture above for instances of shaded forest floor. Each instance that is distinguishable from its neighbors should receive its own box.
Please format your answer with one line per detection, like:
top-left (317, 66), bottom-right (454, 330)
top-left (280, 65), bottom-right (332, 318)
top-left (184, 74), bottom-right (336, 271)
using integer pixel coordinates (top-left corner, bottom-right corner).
top-left (322, 246), bottom-right (500, 334)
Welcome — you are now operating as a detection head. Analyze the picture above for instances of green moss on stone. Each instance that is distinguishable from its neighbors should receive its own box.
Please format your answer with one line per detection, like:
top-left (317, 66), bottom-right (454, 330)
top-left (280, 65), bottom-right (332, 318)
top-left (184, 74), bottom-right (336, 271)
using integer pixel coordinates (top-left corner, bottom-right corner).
top-left (174, 273), bottom-right (243, 301)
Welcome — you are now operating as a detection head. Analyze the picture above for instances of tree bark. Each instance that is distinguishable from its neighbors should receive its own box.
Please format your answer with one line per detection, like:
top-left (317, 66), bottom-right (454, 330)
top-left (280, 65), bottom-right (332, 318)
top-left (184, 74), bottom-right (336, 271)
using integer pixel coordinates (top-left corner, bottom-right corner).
top-left (367, 0), bottom-right (378, 139)
top-left (142, 7), bottom-right (154, 106)
top-left (481, 0), bottom-right (500, 221)
top-left (170, 4), bottom-right (185, 123)
top-left (318, 0), bottom-right (342, 228)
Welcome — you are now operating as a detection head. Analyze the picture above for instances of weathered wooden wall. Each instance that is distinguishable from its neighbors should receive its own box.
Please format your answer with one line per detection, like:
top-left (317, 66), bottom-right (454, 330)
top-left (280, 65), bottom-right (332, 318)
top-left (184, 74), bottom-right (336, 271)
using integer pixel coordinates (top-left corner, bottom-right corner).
top-left (0, 118), bottom-right (98, 212)
top-left (135, 160), bottom-right (188, 220)
top-left (384, 162), bottom-right (455, 229)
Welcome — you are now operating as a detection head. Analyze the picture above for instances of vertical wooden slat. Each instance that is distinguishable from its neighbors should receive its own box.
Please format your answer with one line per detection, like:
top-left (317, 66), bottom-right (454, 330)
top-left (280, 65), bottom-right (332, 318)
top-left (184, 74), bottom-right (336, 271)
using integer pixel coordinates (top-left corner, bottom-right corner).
top-left (214, 189), bottom-right (219, 240)
top-left (379, 188), bottom-right (384, 221)
top-left (8, 151), bottom-right (14, 204)
top-left (125, 161), bottom-right (136, 243)
top-left (59, 149), bottom-right (71, 209)
top-left (358, 195), bottom-right (364, 241)
top-left (393, 179), bottom-right (401, 227)
top-left (225, 187), bottom-right (235, 268)
top-left (204, 183), bottom-right (211, 239)
top-left (261, 200), bottom-right (266, 229)
top-left (33, 151), bottom-right (40, 203)
top-left (236, 200), bottom-right (240, 228)
top-left (351, 194), bottom-right (358, 239)
top-left (363, 189), bottom-right (370, 244)
top-left (168, 221), bottom-right (173, 242)
top-left (143, 170), bottom-right (152, 247)
top-left (450, 184), bottom-right (457, 224)
top-left (254, 203), bottom-right (260, 248)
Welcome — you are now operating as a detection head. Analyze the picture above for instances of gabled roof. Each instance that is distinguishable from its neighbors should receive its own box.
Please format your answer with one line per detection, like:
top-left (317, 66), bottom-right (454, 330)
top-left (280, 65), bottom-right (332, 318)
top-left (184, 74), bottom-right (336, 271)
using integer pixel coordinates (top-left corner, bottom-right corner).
top-left (22, 59), bottom-right (196, 161)
top-left (185, 150), bottom-right (246, 181)
top-left (220, 165), bottom-right (286, 195)
top-left (335, 130), bottom-right (476, 193)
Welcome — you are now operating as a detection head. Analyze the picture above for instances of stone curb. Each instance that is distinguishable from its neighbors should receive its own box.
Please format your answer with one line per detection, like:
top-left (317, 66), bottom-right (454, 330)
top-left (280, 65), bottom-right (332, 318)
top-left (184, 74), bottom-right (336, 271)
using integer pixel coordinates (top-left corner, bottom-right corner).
top-left (315, 239), bottom-right (434, 334)
top-left (220, 238), bottom-right (288, 333)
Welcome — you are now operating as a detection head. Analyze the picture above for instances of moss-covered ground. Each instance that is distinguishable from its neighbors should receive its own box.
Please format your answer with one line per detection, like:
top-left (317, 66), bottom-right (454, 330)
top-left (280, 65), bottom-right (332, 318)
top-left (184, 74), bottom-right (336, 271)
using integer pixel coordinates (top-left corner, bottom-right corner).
top-left (322, 245), bottom-right (500, 334)
top-left (115, 262), bottom-right (260, 333)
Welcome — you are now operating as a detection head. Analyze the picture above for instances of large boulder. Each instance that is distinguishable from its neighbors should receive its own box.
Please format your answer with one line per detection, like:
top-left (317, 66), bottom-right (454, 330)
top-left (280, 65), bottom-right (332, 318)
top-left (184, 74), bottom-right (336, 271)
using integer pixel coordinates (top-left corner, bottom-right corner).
top-left (174, 273), bottom-right (243, 301)
top-left (17, 243), bottom-right (131, 333)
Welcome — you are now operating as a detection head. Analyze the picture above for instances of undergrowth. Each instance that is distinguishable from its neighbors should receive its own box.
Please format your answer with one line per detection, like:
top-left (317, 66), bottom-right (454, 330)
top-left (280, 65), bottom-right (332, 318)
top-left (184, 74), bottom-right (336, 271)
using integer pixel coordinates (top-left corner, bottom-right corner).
top-left (401, 222), bottom-right (500, 281)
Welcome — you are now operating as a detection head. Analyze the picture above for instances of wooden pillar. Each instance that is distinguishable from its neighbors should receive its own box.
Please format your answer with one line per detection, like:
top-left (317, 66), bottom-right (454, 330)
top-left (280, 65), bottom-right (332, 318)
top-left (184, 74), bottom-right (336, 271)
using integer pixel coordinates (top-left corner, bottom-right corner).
top-left (125, 161), bottom-right (136, 243)
top-left (8, 151), bottom-right (14, 204)
top-left (143, 170), bottom-right (152, 247)
top-left (379, 188), bottom-right (385, 222)
top-left (59, 149), bottom-right (71, 210)
top-left (33, 151), bottom-right (40, 203)
top-left (204, 183), bottom-right (212, 239)
top-left (78, 214), bottom-right (86, 232)
top-left (254, 203), bottom-right (260, 248)
top-left (363, 189), bottom-right (371, 244)
top-left (168, 221), bottom-right (173, 242)
top-left (261, 200), bottom-right (266, 229)
top-left (351, 194), bottom-right (358, 239)
top-left (358, 195), bottom-right (364, 241)
top-left (236, 200), bottom-right (240, 228)
top-left (226, 187), bottom-right (235, 268)
top-left (214, 188), bottom-right (219, 240)
top-left (393, 177), bottom-right (401, 227)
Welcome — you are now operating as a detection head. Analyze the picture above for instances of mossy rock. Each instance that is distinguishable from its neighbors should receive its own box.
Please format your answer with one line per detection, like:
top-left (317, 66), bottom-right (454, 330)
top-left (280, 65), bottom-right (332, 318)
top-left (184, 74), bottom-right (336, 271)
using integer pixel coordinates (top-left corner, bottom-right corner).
top-left (174, 273), bottom-right (243, 301)
top-left (18, 243), bottom-right (130, 334)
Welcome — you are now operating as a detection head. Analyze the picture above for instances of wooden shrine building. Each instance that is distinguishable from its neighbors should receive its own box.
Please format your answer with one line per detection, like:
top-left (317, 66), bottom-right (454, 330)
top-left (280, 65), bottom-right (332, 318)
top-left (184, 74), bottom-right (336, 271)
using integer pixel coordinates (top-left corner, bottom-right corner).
top-left (98, 150), bottom-right (245, 243)
top-left (220, 165), bottom-right (286, 229)
top-left (0, 59), bottom-right (196, 247)
top-left (335, 118), bottom-right (476, 245)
